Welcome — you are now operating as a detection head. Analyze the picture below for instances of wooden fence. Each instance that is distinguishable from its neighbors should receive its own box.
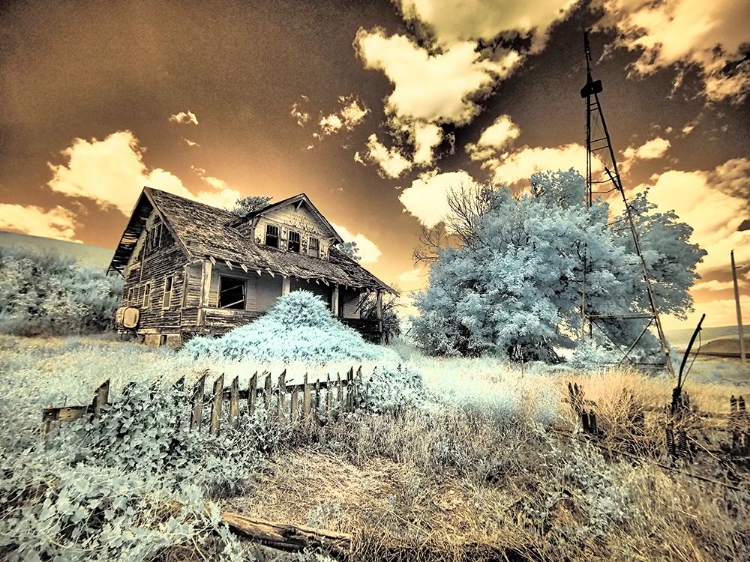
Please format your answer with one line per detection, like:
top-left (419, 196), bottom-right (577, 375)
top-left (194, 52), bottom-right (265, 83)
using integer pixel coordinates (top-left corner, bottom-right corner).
top-left (567, 381), bottom-right (750, 462)
top-left (41, 366), bottom-right (365, 438)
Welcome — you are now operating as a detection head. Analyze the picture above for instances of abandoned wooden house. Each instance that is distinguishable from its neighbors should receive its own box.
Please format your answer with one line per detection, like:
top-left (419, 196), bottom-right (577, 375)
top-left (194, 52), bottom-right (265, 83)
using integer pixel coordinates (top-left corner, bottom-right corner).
top-left (107, 187), bottom-right (394, 346)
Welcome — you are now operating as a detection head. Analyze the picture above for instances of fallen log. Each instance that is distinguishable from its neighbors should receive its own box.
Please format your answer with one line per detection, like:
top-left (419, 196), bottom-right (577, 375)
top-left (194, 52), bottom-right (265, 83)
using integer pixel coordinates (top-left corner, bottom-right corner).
top-left (221, 511), bottom-right (352, 558)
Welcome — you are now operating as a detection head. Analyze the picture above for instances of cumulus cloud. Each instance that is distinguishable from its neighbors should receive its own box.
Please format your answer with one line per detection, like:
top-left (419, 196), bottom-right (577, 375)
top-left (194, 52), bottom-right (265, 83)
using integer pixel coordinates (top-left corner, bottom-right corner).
top-left (0, 204), bottom-right (80, 242)
top-left (339, 96), bottom-right (369, 128)
top-left (396, 0), bottom-right (579, 52)
top-left (398, 170), bottom-right (481, 228)
top-left (634, 158), bottom-right (750, 277)
top-left (183, 138), bottom-right (200, 147)
top-left (483, 143), bottom-right (591, 186)
top-left (466, 114), bottom-right (521, 161)
top-left (356, 29), bottom-right (519, 126)
top-left (412, 122), bottom-right (443, 166)
top-left (169, 111), bottom-right (199, 125)
top-left (47, 131), bottom-right (240, 214)
top-left (595, 0), bottom-right (750, 102)
top-left (620, 136), bottom-right (671, 175)
top-left (319, 114), bottom-right (344, 136)
top-left (366, 134), bottom-right (413, 179)
top-left (330, 222), bottom-right (382, 264)
top-left (398, 267), bottom-right (426, 285)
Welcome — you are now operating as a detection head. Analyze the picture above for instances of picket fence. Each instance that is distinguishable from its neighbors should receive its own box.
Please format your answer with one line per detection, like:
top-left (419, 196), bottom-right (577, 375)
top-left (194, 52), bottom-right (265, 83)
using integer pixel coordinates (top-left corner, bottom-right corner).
top-left (41, 367), bottom-right (365, 438)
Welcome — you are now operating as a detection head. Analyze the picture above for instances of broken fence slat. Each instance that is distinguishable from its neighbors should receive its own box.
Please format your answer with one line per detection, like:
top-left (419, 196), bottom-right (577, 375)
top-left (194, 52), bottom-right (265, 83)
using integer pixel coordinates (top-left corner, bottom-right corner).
top-left (230, 376), bottom-right (239, 426)
top-left (303, 373), bottom-right (311, 420)
top-left (93, 380), bottom-right (110, 418)
top-left (291, 386), bottom-right (299, 423)
top-left (278, 371), bottom-right (287, 424)
top-left (191, 372), bottom-right (207, 430)
top-left (210, 373), bottom-right (224, 437)
top-left (221, 512), bottom-right (352, 558)
top-left (248, 372), bottom-right (258, 416)
top-left (264, 374), bottom-right (272, 411)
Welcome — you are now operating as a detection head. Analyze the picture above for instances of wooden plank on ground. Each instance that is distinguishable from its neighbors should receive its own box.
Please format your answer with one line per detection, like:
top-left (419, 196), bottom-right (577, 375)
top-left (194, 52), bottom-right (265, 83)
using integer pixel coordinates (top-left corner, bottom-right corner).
top-left (221, 512), bottom-right (352, 558)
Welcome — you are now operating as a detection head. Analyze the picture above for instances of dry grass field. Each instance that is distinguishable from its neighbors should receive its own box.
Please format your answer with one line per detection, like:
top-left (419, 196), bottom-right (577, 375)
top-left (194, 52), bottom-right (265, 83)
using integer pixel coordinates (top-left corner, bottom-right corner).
top-left (2, 334), bottom-right (749, 561)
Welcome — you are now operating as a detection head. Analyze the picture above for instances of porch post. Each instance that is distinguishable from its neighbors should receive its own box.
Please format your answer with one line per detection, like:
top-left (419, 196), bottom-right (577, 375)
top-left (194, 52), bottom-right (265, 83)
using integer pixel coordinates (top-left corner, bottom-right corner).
top-left (199, 259), bottom-right (212, 308)
top-left (332, 285), bottom-right (340, 316)
top-left (282, 276), bottom-right (291, 295)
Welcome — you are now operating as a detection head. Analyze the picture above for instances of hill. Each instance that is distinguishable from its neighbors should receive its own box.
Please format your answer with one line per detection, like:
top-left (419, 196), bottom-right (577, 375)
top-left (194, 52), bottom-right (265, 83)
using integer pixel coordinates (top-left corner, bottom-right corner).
top-left (0, 231), bottom-right (113, 269)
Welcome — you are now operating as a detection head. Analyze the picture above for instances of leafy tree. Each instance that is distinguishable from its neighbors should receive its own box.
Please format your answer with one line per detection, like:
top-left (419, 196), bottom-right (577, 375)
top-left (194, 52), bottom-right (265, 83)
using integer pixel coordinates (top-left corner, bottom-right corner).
top-left (233, 195), bottom-right (272, 217)
top-left (411, 169), bottom-right (706, 361)
top-left (338, 241), bottom-right (361, 262)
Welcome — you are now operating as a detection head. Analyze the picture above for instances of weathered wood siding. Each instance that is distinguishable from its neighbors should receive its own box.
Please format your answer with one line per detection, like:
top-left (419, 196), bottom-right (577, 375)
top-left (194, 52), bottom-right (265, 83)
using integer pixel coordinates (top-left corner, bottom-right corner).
top-left (123, 211), bottom-right (188, 332)
top-left (253, 204), bottom-right (331, 259)
top-left (183, 263), bottom-right (203, 308)
top-left (252, 274), bottom-right (283, 312)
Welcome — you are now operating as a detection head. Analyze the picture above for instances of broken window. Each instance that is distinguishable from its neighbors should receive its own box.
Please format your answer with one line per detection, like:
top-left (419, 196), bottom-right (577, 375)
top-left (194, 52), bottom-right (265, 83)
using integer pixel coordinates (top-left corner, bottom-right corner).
top-left (308, 236), bottom-right (319, 258)
top-left (143, 282), bottom-right (152, 308)
top-left (162, 275), bottom-right (173, 309)
top-left (265, 224), bottom-right (279, 248)
top-left (219, 276), bottom-right (245, 309)
top-left (127, 287), bottom-right (135, 305)
top-left (288, 230), bottom-right (300, 253)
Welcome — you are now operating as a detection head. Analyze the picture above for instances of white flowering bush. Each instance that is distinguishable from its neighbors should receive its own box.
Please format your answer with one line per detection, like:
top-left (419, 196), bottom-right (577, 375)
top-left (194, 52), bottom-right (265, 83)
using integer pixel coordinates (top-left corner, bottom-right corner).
top-left (357, 364), bottom-right (427, 414)
top-left (184, 290), bottom-right (399, 365)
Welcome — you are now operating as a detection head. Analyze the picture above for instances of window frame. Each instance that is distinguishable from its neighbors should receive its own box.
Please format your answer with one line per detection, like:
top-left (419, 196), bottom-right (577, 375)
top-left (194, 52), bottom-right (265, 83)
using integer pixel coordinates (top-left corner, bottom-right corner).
top-left (288, 230), bottom-right (301, 253)
top-left (265, 224), bottom-right (279, 249)
top-left (162, 275), bottom-right (174, 310)
top-left (307, 236), bottom-right (320, 258)
top-left (218, 276), bottom-right (246, 309)
top-left (127, 287), bottom-right (135, 306)
top-left (143, 282), bottom-right (152, 309)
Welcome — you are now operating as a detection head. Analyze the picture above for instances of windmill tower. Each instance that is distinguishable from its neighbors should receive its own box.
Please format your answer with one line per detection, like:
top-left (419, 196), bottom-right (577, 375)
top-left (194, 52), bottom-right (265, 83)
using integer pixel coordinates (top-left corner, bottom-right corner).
top-left (579, 32), bottom-right (674, 374)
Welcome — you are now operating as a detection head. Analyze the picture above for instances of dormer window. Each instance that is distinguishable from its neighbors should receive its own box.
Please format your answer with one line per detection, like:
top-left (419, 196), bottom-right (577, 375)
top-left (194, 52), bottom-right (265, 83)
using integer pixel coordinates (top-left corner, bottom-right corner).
top-left (308, 237), bottom-right (319, 258)
top-left (288, 230), bottom-right (300, 253)
top-left (265, 224), bottom-right (279, 248)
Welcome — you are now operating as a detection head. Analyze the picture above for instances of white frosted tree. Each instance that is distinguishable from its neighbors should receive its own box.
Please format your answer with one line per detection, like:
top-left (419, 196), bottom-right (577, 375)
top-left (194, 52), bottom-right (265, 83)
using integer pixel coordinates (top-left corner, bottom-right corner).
top-left (411, 170), bottom-right (706, 361)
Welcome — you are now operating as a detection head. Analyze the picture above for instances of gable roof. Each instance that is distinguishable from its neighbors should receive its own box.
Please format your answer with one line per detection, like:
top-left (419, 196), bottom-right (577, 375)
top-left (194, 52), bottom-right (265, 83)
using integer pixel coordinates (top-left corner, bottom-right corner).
top-left (237, 193), bottom-right (344, 244)
top-left (108, 187), bottom-right (394, 293)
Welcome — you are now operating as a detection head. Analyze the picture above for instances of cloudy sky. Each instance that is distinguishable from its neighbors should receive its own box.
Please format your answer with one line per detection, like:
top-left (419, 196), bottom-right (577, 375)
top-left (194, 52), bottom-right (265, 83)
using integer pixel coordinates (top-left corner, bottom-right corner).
top-left (1, 0), bottom-right (748, 329)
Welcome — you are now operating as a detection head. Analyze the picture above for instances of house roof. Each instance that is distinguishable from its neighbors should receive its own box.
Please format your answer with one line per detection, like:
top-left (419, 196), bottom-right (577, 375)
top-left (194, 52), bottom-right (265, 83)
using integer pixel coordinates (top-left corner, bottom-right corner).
top-left (108, 187), bottom-right (394, 293)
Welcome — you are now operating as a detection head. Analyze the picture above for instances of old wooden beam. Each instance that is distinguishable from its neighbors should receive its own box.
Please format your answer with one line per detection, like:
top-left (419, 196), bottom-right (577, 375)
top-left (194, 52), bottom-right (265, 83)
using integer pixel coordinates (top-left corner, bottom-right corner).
top-left (221, 512), bottom-right (352, 558)
top-left (302, 373), bottom-right (311, 420)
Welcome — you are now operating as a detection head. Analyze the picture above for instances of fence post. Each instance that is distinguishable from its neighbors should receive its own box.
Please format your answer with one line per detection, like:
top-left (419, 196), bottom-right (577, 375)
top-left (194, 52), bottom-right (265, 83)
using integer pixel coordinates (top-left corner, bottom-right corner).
top-left (336, 373), bottom-right (343, 411)
top-left (191, 372), bottom-right (207, 430)
top-left (210, 374), bottom-right (224, 437)
top-left (93, 380), bottom-right (110, 418)
top-left (303, 373), bottom-right (311, 422)
top-left (264, 373), bottom-right (272, 412)
top-left (326, 374), bottom-right (333, 422)
top-left (346, 368), bottom-right (354, 412)
top-left (248, 372), bottom-right (258, 416)
top-left (291, 386), bottom-right (299, 423)
top-left (230, 376), bottom-right (239, 426)
top-left (314, 379), bottom-right (321, 412)
top-left (278, 371), bottom-right (287, 424)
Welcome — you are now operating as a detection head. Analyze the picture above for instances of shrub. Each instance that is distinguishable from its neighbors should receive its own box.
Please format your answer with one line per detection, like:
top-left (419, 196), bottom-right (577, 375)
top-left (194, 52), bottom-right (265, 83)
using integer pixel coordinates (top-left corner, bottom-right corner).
top-left (184, 290), bottom-right (399, 365)
top-left (0, 246), bottom-right (122, 337)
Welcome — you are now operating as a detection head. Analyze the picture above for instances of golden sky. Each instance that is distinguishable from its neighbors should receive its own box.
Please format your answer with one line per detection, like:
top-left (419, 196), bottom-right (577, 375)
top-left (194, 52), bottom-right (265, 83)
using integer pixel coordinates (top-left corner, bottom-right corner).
top-left (0, 0), bottom-right (748, 330)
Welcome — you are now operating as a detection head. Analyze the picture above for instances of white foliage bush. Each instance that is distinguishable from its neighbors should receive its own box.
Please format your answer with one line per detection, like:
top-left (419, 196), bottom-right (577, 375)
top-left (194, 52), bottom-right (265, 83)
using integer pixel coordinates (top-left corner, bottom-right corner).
top-left (184, 290), bottom-right (399, 365)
